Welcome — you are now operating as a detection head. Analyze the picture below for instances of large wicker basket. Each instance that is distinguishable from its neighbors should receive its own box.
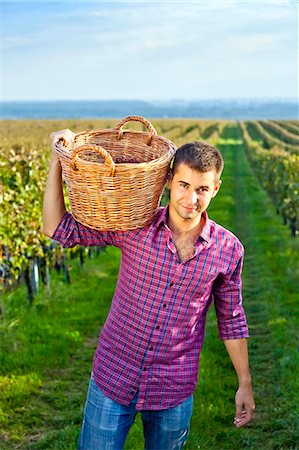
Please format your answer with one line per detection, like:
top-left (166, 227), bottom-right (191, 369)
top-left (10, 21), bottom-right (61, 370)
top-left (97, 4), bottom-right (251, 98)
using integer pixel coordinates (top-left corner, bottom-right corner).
top-left (54, 115), bottom-right (176, 231)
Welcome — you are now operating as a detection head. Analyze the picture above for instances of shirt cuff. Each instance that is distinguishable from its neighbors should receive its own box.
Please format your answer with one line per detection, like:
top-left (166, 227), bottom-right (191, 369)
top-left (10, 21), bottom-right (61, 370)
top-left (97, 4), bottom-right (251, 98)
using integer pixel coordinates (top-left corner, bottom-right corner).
top-left (218, 314), bottom-right (249, 340)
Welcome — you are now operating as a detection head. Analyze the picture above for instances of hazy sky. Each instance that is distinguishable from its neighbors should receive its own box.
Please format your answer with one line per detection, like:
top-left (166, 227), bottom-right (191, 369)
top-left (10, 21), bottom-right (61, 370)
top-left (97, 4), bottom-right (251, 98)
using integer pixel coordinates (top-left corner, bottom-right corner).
top-left (1, 0), bottom-right (298, 101)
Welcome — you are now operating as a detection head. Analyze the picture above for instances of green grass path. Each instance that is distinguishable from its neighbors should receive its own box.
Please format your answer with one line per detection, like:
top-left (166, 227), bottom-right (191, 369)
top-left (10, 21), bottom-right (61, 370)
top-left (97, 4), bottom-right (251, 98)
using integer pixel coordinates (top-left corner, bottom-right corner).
top-left (1, 123), bottom-right (298, 449)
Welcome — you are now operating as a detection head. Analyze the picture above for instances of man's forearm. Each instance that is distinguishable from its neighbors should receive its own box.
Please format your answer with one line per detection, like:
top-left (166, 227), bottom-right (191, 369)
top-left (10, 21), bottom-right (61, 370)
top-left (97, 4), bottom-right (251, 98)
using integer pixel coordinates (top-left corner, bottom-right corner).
top-left (42, 157), bottom-right (67, 238)
top-left (224, 338), bottom-right (252, 386)
top-left (224, 338), bottom-right (255, 427)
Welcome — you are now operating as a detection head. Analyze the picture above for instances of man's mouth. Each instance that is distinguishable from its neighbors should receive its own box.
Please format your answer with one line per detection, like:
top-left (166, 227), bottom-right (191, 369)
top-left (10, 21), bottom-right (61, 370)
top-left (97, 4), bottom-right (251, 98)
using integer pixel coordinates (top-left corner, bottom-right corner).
top-left (181, 205), bottom-right (197, 212)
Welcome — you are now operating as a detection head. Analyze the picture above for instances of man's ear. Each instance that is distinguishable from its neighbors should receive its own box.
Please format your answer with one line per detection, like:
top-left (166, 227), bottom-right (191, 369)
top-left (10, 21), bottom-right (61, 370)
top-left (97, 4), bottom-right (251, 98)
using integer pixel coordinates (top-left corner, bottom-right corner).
top-left (166, 169), bottom-right (173, 188)
top-left (212, 179), bottom-right (222, 198)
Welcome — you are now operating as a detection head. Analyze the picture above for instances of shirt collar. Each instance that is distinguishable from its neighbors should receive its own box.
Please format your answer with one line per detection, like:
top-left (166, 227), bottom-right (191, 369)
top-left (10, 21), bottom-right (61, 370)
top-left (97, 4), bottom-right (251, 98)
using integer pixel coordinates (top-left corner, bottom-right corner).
top-left (155, 206), bottom-right (211, 244)
top-left (199, 210), bottom-right (211, 243)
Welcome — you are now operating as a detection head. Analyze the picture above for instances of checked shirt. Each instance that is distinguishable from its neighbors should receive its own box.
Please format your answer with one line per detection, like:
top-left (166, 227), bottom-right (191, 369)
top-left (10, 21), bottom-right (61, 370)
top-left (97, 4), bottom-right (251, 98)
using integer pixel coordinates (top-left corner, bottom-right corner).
top-left (52, 206), bottom-right (249, 411)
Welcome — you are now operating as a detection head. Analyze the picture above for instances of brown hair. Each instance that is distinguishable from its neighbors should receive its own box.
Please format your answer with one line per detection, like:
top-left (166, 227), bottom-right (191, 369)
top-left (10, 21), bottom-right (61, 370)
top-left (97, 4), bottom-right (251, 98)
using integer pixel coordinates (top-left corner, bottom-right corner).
top-left (171, 141), bottom-right (224, 179)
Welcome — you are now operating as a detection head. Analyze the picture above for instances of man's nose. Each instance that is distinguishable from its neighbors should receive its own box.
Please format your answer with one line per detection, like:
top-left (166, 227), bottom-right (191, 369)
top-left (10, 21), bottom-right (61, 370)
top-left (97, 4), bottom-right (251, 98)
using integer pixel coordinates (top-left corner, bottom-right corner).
top-left (186, 190), bottom-right (198, 205)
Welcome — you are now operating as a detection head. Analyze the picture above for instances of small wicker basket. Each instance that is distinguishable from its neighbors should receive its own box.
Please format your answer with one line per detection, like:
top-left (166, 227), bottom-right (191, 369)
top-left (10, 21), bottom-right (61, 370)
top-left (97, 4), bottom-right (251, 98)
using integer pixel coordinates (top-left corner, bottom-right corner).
top-left (54, 115), bottom-right (176, 231)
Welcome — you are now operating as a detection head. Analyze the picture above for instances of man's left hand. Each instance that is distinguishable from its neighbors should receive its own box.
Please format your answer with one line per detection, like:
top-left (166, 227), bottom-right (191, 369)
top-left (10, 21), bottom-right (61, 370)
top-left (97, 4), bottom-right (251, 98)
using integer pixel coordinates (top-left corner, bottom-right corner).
top-left (233, 385), bottom-right (255, 427)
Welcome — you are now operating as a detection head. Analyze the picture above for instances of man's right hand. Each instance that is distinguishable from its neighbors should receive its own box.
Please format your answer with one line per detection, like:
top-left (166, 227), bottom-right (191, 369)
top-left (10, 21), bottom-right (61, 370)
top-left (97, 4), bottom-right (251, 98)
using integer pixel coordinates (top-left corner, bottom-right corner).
top-left (50, 129), bottom-right (76, 159)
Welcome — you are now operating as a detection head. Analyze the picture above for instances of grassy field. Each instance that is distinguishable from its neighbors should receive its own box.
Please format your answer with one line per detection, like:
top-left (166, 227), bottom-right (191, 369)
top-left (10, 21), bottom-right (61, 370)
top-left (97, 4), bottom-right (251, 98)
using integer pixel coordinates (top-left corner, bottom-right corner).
top-left (0, 122), bottom-right (298, 449)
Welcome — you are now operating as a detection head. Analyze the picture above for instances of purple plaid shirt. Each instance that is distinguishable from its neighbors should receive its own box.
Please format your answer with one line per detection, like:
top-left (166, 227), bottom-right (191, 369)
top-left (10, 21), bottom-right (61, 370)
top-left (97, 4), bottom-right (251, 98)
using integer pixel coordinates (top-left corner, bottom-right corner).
top-left (52, 206), bottom-right (249, 410)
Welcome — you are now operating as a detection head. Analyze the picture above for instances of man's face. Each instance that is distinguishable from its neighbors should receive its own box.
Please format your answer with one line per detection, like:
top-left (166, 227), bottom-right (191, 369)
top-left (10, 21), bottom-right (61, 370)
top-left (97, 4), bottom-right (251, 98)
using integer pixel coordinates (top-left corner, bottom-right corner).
top-left (168, 163), bottom-right (221, 223)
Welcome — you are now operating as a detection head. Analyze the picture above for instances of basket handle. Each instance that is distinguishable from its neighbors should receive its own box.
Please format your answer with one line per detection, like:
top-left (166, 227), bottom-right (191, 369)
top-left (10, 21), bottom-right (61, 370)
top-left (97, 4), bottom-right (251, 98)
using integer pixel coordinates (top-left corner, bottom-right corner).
top-left (113, 115), bottom-right (157, 145)
top-left (71, 144), bottom-right (115, 176)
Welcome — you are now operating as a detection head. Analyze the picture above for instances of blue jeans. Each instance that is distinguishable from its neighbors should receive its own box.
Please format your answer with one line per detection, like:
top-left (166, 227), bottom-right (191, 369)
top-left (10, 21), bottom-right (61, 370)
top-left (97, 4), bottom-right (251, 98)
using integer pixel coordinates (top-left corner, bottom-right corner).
top-left (78, 374), bottom-right (193, 450)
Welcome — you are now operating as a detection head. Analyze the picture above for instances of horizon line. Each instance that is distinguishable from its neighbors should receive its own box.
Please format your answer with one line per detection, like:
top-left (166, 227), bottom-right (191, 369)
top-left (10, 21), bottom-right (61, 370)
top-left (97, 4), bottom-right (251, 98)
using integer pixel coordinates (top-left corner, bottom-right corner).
top-left (2, 97), bottom-right (298, 103)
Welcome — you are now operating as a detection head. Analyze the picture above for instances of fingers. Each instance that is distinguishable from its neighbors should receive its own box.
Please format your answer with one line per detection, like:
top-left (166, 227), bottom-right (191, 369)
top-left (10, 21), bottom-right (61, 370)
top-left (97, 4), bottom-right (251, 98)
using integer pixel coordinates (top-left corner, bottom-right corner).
top-left (50, 129), bottom-right (75, 149)
top-left (234, 405), bottom-right (255, 427)
top-left (234, 385), bottom-right (255, 428)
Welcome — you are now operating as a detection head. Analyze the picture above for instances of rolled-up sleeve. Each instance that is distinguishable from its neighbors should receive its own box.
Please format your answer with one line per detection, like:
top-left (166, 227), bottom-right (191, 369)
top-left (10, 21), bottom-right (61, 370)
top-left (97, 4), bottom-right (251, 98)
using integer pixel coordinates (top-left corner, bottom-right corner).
top-left (51, 211), bottom-right (125, 248)
top-left (213, 246), bottom-right (249, 340)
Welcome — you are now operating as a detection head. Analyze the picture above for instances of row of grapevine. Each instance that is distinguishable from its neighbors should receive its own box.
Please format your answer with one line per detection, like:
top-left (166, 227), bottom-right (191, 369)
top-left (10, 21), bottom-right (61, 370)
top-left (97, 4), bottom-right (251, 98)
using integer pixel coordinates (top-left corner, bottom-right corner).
top-left (273, 120), bottom-right (299, 135)
top-left (258, 120), bottom-right (299, 146)
top-left (0, 142), bottom-right (103, 301)
top-left (240, 122), bottom-right (299, 236)
top-left (245, 121), bottom-right (299, 155)
top-left (200, 122), bottom-right (219, 140)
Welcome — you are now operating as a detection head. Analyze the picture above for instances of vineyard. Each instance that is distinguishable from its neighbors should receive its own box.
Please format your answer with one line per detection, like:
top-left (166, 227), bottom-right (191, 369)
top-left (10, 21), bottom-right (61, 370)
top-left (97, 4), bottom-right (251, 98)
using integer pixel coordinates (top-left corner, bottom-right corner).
top-left (0, 118), bottom-right (298, 449)
top-left (1, 118), bottom-right (298, 299)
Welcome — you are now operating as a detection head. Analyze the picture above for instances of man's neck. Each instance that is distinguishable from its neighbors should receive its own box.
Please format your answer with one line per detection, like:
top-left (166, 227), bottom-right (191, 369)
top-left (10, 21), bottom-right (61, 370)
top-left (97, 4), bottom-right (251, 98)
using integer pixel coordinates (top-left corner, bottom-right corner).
top-left (167, 208), bottom-right (205, 237)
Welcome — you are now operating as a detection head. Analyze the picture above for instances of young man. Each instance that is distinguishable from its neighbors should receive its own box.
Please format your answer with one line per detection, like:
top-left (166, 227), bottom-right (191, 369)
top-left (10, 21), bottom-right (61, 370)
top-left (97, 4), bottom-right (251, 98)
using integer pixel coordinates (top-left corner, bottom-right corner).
top-left (43, 130), bottom-right (255, 450)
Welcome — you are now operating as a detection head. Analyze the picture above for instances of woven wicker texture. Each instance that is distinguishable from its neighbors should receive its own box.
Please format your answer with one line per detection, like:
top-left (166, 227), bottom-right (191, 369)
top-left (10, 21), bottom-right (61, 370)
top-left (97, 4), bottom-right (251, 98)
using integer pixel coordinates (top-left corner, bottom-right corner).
top-left (54, 115), bottom-right (176, 230)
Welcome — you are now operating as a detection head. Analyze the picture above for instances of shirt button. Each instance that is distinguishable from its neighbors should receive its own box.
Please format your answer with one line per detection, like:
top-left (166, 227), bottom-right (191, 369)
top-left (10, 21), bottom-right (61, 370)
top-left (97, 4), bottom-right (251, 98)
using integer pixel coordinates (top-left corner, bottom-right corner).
top-left (156, 325), bottom-right (160, 330)
top-left (149, 346), bottom-right (153, 351)
top-left (143, 367), bottom-right (147, 371)
top-left (170, 282), bottom-right (174, 286)
top-left (163, 303), bottom-right (167, 308)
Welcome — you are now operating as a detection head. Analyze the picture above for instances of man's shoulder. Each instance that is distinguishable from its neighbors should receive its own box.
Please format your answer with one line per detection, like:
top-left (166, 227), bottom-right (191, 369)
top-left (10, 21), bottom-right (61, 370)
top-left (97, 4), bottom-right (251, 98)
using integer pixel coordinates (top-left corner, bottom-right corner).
top-left (120, 207), bottom-right (167, 240)
top-left (209, 218), bottom-right (244, 254)
top-left (141, 206), bottom-right (167, 231)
